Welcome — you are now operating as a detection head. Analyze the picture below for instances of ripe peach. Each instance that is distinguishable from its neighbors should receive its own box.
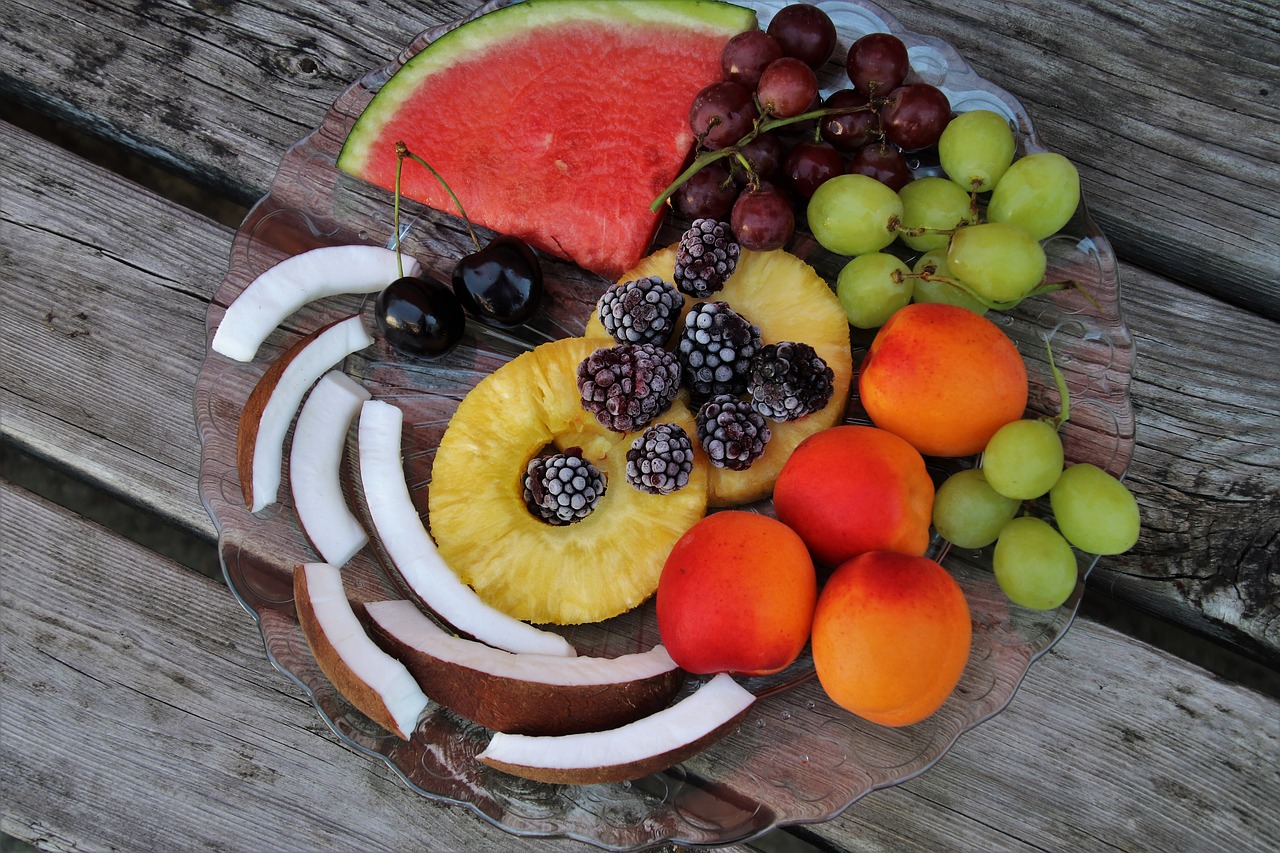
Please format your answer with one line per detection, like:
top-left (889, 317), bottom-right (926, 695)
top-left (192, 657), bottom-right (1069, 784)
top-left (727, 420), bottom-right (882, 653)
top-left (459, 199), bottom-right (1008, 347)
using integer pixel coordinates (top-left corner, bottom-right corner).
top-left (812, 552), bottom-right (971, 727)
top-left (772, 425), bottom-right (933, 567)
top-left (858, 302), bottom-right (1028, 457)
top-left (657, 511), bottom-right (817, 676)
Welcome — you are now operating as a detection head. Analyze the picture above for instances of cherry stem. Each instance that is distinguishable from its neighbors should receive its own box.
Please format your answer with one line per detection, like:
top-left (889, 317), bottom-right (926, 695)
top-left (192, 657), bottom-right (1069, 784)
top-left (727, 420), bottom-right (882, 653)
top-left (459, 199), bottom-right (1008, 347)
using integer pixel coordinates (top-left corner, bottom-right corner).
top-left (395, 141), bottom-right (482, 252)
top-left (649, 103), bottom-right (876, 212)
top-left (393, 147), bottom-right (406, 279)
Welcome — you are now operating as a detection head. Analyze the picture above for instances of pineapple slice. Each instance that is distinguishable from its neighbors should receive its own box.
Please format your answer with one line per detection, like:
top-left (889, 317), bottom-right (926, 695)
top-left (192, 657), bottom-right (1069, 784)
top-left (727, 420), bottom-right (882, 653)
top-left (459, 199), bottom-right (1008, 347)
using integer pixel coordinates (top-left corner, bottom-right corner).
top-left (429, 336), bottom-right (709, 626)
top-left (588, 246), bottom-right (853, 507)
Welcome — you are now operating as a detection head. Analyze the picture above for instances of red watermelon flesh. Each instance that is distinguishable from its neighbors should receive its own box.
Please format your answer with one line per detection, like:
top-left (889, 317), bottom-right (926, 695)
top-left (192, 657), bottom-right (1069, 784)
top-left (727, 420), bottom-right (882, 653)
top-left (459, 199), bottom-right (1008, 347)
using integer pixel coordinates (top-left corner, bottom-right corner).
top-left (338, 0), bottom-right (757, 280)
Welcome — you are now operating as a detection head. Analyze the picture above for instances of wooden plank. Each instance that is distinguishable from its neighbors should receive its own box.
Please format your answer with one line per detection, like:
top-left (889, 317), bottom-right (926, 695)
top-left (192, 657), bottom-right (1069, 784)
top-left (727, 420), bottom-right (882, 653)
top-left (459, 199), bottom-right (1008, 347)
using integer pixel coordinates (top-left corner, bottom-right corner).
top-left (2, 0), bottom-right (1276, 318)
top-left (0, 483), bottom-right (754, 852)
top-left (3, 117), bottom-right (1277, 662)
top-left (4, 482), bottom-right (1276, 852)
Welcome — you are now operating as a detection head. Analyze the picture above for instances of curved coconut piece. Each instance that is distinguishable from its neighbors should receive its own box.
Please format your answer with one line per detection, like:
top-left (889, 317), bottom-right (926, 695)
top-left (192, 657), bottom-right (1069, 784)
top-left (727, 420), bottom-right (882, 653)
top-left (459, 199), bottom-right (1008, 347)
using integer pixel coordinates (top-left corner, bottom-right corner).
top-left (290, 370), bottom-right (372, 567)
top-left (213, 244), bottom-right (417, 362)
top-left (293, 562), bottom-right (428, 740)
top-left (365, 599), bottom-right (684, 735)
top-left (357, 399), bottom-right (576, 658)
top-left (237, 315), bottom-right (373, 512)
top-left (476, 673), bottom-right (755, 785)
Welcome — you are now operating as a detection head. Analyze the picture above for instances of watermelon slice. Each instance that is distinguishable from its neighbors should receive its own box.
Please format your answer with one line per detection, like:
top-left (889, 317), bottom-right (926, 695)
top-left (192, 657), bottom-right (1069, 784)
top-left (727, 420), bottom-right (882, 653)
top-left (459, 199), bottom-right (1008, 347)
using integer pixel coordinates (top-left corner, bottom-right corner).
top-left (337, 0), bottom-right (757, 279)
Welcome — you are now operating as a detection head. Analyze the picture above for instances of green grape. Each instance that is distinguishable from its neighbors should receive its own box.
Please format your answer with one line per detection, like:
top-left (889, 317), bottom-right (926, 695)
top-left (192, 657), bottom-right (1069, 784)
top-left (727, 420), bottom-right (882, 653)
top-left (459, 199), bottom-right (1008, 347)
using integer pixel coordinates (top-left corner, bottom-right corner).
top-left (938, 109), bottom-right (1016, 193)
top-left (911, 249), bottom-right (988, 314)
top-left (807, 173), bottom-right (903, 257)
top-left (987, 152), bottom-right (1081, 240)
top-left (981, 418), bottom-right (1065, 499)
top-left (1049, 463), bottom-right (1141, 555)
top-left (897, 177), bottom-right (977, 252)
top-left (993, 516), bottom-right (1078, 610)
top-left (932, 468), bottom-right (1021, 549)
top-left (946, 221), bottom-right (1046, 302)
top-left (836, 252), bottom-right (912, 329)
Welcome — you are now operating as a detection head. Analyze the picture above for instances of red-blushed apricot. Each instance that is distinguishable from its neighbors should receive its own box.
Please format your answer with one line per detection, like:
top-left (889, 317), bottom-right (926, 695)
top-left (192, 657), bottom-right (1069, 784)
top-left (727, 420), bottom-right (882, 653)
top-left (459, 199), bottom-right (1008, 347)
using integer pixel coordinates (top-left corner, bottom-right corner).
top-left (858, 302), bottom-right (1028, 457)
top-left (812, 551), bottom-right (971, 727)
top-left (772, 425), bottom-right (933, 567)
top-left (657, 511), bottom-right (817, 676)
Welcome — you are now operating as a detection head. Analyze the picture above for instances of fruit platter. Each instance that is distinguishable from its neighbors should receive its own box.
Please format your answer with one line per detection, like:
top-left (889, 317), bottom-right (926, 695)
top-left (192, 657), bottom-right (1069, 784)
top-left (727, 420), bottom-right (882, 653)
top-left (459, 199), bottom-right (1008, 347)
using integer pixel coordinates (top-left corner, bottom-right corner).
top-left (195, 0), bottom-right (1137, 848)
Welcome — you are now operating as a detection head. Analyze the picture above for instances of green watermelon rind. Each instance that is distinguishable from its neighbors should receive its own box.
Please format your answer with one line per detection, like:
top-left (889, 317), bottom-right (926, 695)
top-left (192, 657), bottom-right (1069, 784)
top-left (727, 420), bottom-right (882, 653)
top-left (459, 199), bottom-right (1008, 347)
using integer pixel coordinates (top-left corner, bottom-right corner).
top-left (336, 0), bottom-right (758, 178)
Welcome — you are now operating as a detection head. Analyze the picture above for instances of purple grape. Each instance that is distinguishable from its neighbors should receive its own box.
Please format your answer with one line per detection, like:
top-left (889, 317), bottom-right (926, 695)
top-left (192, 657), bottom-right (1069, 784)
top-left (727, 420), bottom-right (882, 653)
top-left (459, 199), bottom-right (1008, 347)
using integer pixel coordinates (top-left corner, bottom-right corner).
top-left (756, 57), bottom-right (819, 119)
top-left (782, 139), bottom-right (844, 199)
top-left (847, 142), bottom-right (913, 191)
top-left (732, 131), bottom-right (786, 185)
top-left (721, 30), bottom-right (783, 89)
top-left (731, 182), bottom-right (795, 251)
top-left (878, 83), bottom-right (951, 151)
top-left (820, 89), bottom-right (880, 152)
top-left (846, 32), bottom-right (909, 97)
top-left (767, 4), bottom-right (838, 69)
top-left (689, 81), bottom-right (760, 150)
top-left (674, 162), bottom-right (740, 220)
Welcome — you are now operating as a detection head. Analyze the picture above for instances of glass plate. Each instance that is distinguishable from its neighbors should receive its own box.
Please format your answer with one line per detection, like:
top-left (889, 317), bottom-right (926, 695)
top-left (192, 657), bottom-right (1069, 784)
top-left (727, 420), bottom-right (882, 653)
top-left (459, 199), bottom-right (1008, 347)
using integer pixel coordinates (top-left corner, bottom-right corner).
top-left (195, 1), bottom-right (1136, 848)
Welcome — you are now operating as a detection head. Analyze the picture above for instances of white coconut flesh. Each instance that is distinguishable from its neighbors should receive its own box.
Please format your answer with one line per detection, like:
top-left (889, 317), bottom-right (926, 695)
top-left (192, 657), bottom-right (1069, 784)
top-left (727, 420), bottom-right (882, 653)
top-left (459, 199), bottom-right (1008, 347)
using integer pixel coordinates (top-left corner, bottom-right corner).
top-left (296, 562), bottom-right (428, 739)
top-left (290, 370), bottom-right (372, 566)
top-left (357, 399), bottom-right (576, 658)
top-left (365, 599), bottom-right (675, 685)
top-left (242, 315), bottom-right (373, 513)
top-left (213, 244), bottom-right (417, 362)
top-left (477, 673), bottom-right (755, 775)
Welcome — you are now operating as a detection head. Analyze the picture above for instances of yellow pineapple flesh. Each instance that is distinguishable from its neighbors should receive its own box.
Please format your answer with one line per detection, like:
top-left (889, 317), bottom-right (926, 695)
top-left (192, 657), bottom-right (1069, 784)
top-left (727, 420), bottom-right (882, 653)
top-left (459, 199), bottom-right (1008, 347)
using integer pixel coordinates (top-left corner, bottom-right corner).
top-left (428, 336), bottom-right (709, 625)
top-left (587, 246), bottom-right (853, 506)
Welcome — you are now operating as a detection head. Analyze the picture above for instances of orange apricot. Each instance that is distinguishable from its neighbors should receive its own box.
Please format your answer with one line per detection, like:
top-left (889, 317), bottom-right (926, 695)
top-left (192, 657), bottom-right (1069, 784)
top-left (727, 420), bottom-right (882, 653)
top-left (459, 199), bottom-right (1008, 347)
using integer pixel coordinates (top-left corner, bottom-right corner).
top-left (773, 425), bottom-right (934, 567)
top-left (858, 302), bottom-right (1028, 457)
top-left (812, 551), bottom-right (971, 727)
top-left (656, 511), bottom-right (817, 676)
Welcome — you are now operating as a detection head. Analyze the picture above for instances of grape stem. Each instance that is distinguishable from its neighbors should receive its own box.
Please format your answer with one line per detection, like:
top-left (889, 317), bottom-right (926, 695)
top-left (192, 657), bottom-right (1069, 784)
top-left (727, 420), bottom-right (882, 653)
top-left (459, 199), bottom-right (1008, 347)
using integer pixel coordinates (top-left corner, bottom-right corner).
top-left (394, 141), bottom-right (482, 252)
top-left (1046, 338), bottom-right (1071, 429)
top-left (649, 103), bottom-right (876, 212)
top-left (909, 269), bottom-right (1072, 312)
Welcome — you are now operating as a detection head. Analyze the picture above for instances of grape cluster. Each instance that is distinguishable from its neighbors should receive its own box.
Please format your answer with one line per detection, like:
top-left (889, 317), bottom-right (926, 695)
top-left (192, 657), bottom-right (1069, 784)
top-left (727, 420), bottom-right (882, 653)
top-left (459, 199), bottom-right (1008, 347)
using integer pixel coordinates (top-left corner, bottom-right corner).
top-left (667, 9), bottom-right (954, 254)
top-left (933, 408), bottom-right (1141, 611)
top-left (814, 105), bottom-right (1085, 330)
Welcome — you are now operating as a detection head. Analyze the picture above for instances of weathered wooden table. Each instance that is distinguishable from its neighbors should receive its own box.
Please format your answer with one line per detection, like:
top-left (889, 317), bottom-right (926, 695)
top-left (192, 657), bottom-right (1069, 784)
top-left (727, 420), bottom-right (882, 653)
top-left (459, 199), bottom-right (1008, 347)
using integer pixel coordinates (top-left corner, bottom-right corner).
top-left (3, 0), bottom-right (1277, 850)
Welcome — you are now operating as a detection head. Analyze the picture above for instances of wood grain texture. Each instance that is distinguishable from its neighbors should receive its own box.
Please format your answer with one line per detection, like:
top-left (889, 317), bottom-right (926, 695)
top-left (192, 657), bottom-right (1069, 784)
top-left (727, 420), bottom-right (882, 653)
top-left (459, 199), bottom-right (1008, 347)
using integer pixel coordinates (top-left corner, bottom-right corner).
top-left (3, 482), bottom-right (1275, 852)
top-left (2, 0), bottom-right (1276, 318)
top-left (3, 116), bottom-right (1276, 663)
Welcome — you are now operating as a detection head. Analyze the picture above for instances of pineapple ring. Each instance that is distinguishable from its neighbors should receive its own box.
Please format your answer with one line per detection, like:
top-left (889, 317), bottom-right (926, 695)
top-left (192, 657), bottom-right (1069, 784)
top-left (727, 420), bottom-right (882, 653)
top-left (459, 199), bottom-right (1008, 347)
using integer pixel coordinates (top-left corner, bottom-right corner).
top-left (428, 336), bottom-right (710, 626)
top-left (588, 246), bottom-right (854, 507)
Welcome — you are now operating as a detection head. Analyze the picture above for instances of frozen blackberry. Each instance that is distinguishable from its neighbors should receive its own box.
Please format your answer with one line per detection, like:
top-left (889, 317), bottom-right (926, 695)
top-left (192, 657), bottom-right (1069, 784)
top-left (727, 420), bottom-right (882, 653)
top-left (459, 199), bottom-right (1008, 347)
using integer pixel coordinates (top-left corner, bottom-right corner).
top-left (523, 448), bottom-right (606, 525)
top-left (597, 275), bottom-right (683, 346)
top-left (677, 301), bottom-right (763, 400)
top-left (695, 395), bottom-right (772, 471)
top-left (626, 423), bottom-right (695, 495)
top-left (577, 342), bottom-right (682, 433)
top-left (748, 341), bottom-right (836, 422)
top-left (674, 219), bottom-right (740, 298)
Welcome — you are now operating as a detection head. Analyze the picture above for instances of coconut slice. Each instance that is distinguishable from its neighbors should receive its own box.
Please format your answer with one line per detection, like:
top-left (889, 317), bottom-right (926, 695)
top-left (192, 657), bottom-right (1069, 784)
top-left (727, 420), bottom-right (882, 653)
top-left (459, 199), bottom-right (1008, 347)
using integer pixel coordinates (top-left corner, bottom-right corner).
top-left (290, 370), bottom-right (372, 566)
top-left (357, 399), bottom-right (576, 658)
top-left (476, 673), bottom-right (755, 785)
top-left (293, 562), bottom-right (428, 740)
top-left (237, 315), bottom-right (373, 512)
top-left (365, 599), bottom-right (684, 735)
top-left (213, 244), bottom-right (416, 362)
